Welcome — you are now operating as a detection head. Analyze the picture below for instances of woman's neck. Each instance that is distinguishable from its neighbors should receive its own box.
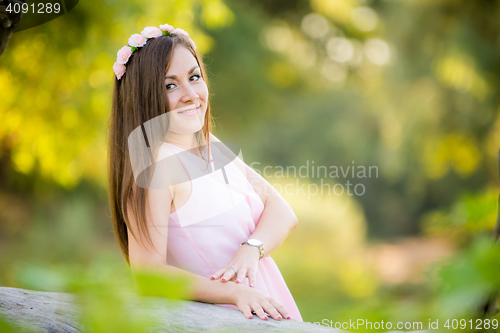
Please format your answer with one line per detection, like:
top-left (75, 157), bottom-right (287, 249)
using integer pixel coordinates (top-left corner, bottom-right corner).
top-left (163, 131), bottom-right (206, 150)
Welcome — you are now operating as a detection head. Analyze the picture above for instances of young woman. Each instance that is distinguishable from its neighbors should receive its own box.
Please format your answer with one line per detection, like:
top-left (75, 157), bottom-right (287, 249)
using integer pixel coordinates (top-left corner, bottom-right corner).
top-left (108, 24), bottom-right (303, 322)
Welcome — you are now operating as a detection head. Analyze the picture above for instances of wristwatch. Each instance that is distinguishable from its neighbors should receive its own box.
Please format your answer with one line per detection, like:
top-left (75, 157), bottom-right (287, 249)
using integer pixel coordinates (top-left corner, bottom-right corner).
top-left (240, 238), bottom-right (265, 260)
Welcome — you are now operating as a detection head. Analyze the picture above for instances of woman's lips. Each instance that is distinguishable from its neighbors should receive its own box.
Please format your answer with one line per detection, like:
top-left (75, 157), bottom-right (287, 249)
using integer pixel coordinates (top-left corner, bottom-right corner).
top-left (177, 106), bottom-right (200, 116)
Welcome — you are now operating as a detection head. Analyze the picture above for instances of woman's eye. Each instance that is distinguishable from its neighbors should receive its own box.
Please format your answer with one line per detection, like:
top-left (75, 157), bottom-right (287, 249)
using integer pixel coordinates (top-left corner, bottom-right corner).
top-left (165, 75), bottom-right (201, 91)
top-left (190, 74), bottom-right (201, 81)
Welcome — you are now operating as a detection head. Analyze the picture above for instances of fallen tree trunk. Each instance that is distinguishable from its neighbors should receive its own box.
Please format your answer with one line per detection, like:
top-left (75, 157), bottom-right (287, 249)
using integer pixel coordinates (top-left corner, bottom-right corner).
top-left (0, 287), bottom-right (337, 332)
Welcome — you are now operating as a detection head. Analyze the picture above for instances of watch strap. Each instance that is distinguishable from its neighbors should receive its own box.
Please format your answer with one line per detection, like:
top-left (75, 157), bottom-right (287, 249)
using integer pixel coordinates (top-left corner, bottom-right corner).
top-left (241, 240), bottom-right (265, 260)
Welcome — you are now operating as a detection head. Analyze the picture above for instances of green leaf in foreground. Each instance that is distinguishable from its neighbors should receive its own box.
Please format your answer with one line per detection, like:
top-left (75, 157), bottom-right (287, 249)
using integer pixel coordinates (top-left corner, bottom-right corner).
top-left (132, 266), bottom-right (194, 300)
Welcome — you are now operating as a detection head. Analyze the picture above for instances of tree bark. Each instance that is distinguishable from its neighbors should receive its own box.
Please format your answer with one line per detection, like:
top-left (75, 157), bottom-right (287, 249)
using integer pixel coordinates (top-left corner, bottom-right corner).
top-left (0, 0), bottom-right (24, 57)
top-left (0, 287), bottom-right (337, 332)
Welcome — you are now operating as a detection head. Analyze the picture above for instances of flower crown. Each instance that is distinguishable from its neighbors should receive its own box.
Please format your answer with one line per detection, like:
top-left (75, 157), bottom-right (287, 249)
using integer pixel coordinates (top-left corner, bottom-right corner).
top-left (113, 24), bottom-right (197, 80)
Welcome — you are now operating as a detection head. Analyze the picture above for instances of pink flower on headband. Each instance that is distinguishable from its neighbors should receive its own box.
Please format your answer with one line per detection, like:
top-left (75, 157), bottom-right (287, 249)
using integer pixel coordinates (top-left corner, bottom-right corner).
top-left (172, 28), bottom-right (189, 37)
top-left (128, 34), bottom-right (147, 47)
top-left (141, 26), bottom-right (162, 38)
top-left (171, 28), bottom-right (197, 50)
top-left (113, 62), bottom-right (126, 80)
top-left (116, 46), bottom-right (132, 65)
top-left (114, 23), bottom-right (197, 80)
top-left (160, 24), bottom-right (174, 33)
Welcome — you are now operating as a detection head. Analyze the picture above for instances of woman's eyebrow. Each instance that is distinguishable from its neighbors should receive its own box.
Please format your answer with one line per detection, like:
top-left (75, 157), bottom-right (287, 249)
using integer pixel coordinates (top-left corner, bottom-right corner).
top-left (165, 65), bottom-right (200, 79)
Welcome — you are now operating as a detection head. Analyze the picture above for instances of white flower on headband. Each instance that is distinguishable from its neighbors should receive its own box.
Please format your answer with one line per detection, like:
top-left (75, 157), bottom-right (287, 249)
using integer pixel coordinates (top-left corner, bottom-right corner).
top-left (114, 23), bottom-right (197, 80)
top-left (141, 26), bottom-right (162, 38)
top-left (128, 34), bottom-right (147, 48)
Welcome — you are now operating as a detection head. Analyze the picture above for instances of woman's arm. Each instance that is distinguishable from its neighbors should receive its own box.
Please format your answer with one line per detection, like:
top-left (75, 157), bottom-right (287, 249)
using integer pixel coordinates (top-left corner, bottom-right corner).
top-left (242, 163), bottom-right (298, 255)
top-left (208, 134), bottom-right (298, 287)
top-left (209, 133), bottom-right (298, 257)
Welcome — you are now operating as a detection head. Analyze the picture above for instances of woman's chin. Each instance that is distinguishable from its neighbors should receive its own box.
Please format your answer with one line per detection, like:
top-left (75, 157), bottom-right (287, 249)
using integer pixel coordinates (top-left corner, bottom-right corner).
top-left (167, 126), bottom-right (204, 135)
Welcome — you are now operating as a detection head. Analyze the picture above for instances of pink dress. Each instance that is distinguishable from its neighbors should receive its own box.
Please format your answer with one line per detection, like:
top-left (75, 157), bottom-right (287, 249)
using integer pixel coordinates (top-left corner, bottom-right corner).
top-left (160, 141), bottom-right (303, 321)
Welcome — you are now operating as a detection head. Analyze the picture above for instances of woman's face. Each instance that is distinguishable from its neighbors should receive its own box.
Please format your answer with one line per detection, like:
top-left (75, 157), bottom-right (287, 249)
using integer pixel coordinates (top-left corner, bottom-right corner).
top-left (165, 45), bottom-right (208, 135)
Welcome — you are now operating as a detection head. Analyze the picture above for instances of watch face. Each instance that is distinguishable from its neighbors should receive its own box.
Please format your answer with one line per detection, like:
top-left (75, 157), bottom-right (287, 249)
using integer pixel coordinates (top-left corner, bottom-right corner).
top-left (248, 239), bottom-right (261, 246)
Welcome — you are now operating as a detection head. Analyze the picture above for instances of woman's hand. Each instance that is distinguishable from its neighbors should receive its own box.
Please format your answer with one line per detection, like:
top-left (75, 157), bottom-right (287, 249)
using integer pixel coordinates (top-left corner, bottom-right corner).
top-left (210, 244), bottom-right (260, 287)
top-left (232, 283), bottom-right (292, 320)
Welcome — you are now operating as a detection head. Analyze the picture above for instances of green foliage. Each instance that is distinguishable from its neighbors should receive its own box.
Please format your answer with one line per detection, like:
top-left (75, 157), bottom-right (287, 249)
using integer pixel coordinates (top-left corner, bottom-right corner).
top-left (8, 253), bottom-right (192, 332)
top-left (132, 266), bottom-right (194, 300)
top-left (73, 256), bottom-right (194, 333)
top-left (422, 190), bottom-right (498, 243)
top-left (432, 236), bottom-right (500, 319)
top-left (0, 316), bottom-right (15, 333)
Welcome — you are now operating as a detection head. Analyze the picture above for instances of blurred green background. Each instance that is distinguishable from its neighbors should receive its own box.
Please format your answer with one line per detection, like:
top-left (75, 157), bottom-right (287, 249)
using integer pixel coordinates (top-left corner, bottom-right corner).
top-left (1, 0), bottom-right (500, 330)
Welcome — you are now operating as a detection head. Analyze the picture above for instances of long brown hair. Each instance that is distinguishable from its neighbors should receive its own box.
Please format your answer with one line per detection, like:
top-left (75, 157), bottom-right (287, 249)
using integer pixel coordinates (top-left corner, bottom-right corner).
top-left (107, 33), bottom-right (212, 264)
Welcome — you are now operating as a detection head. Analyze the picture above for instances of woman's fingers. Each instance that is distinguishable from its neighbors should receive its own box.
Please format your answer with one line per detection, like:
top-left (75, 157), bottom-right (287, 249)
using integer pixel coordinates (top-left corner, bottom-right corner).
top-left (210, 266), bottom-right (228, 280)
top-left (234, 286), bottom-right (290, 321)
top-left (251, 303), bottom-right (268, 320)
top-left (211, 265), bottom-right (238, 281)
top-left (247, 268), bottom-right (257, 288)
top-left (261, 301), bottom-right (283, 321)
top-left (241, 304), bottom-right (253, 319)
top-left (220, 268), bottom-right (236, 282)
top-left (217, 266), bottom-right (251, 283)
top-left (235, 268), bottom-right (247, 283)
top-left (270, 299), bottom-right (292, 320)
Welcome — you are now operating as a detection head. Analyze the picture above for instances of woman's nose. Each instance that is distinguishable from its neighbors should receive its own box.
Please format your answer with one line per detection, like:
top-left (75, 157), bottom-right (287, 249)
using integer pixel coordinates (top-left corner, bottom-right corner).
top-left (180, 84), bottom-right (199, 103)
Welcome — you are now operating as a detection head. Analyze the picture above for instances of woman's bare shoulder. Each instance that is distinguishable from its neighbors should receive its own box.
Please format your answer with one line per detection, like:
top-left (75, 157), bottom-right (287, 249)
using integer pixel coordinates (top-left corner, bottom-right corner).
top-left (152, 142), bottom-right (185, 198)
top-left (156, 142), bottom-right (177, 163)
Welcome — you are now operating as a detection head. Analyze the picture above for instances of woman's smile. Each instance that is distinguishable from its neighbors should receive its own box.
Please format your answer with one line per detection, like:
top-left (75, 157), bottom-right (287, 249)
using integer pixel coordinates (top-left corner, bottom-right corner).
top-left (176, 105), bottom-right (200, 116)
